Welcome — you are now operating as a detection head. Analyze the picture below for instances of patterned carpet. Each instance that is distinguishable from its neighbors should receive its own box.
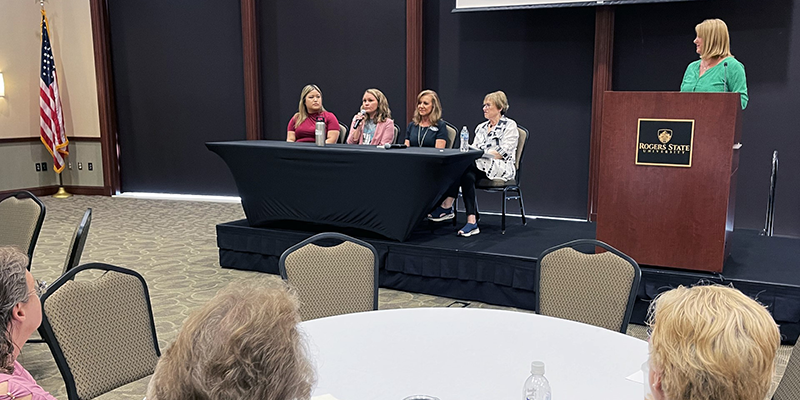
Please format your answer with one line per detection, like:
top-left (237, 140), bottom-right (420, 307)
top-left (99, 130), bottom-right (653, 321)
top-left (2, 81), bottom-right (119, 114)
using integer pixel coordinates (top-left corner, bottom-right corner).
top-left (15, 195), bottom-right (792, 399)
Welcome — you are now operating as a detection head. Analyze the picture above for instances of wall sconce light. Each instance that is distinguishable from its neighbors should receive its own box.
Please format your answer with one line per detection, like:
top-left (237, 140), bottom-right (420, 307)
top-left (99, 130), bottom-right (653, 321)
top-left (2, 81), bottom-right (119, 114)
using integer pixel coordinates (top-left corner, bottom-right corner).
top-left (0, 73), bottom-right (5, 97)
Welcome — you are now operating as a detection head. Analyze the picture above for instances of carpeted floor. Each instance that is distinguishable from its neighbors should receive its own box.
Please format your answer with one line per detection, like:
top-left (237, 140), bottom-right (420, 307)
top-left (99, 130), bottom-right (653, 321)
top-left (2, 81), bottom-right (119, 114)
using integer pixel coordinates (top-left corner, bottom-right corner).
top-left (15, 195), bottom-right (792, 399)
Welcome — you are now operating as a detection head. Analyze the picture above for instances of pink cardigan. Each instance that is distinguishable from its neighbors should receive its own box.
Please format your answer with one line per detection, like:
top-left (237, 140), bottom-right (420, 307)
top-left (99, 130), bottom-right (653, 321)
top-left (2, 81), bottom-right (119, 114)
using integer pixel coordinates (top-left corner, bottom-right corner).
top-left (347, 117), bottom-right (395, 145)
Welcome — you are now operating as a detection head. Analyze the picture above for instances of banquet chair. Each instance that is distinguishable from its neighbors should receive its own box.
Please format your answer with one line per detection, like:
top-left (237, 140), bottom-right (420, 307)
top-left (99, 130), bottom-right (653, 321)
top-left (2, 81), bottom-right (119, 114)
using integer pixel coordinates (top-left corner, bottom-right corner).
top-left (338, 122), bottom-right (348, 143)
top-left (0, 190), bottom-right (46, 269)
top-left (279, 232), bottom-right (378, 321)
top-left (62, 208), bottom-right (92, 275)
top-left (393, 123), bottom-right (401, 144)
top-left (773, 338), bottom-right (800, 399)
top-left (454, 125), bottom-right (529, 234)
top-left (535, 239), bottom-right (641, 333)
top-left (39, 263), bottom-right (161, 400)
top-left (443, 120), bottom-right (458, 149)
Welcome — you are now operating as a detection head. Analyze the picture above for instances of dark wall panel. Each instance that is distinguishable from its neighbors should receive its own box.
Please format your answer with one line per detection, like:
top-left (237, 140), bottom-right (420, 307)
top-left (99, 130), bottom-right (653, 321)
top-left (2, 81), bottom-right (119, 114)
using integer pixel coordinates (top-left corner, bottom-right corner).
top-left (613, 0), bottom-right (800, 235)
top-left (259, 0), bottom-right (406, 141)
top-left (110, 0), bottom-right (245, 195)
top-left (426, 1), bottom-right (596, 219)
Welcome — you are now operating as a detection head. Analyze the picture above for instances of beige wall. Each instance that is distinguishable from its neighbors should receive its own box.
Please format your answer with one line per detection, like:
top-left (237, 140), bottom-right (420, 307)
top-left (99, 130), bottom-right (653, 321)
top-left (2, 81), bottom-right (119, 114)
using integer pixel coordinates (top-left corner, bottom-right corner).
top-left (0, 0), bottom-right (100, 139)
top-left (0, 140), bottom-right (104, 191)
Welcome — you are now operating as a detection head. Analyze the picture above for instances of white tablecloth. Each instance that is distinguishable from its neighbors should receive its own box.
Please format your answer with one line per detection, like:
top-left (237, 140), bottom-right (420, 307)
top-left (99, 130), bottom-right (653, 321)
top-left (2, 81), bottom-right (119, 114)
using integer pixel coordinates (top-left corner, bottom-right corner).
top-left (301, 308), bottom-right (647, 400)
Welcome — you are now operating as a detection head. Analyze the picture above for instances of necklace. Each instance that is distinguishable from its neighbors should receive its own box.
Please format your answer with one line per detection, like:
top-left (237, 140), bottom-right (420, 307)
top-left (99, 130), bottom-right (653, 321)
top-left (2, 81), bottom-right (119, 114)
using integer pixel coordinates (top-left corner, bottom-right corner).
top-left (417, 126), bottom-right (430, 147)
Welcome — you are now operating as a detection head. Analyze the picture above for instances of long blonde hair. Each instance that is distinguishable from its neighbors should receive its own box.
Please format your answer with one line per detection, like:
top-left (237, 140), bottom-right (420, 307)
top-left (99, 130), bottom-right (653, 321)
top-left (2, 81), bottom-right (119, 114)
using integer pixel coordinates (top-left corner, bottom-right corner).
top-left (294, 84), bottom-right (326, 129)
top-left (147, 279), bottom-right (315, 400)
top-left (696, 19), bottom-right (733, 60)
top-left (647, 284), bottom-right (779, 400)
top-left (412, 89), bottom-right (442, 125)
top-left (363, 88), bottom-right (392, 123)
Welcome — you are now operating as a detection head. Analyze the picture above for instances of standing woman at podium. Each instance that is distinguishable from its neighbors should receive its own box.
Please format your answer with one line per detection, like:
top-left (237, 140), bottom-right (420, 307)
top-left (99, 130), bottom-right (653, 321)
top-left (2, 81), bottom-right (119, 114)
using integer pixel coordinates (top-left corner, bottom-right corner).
top-left (287, 84), bottom-right (340, 143)
top-left (680, 19), bottom-right (748, 109)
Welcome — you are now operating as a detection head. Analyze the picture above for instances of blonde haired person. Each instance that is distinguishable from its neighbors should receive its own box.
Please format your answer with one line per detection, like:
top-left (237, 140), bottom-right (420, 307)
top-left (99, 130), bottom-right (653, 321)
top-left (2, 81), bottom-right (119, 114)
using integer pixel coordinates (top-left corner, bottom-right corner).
top-left (646, 284), bottom-right (780, 400)
top-left (347, 88), bottom-right (395, 145)
top-left (429, 91), bottom-right (518, 237)
top-left (146, 280), bottom-right (315, 400)
top-left (404, 90), bottom-right (447, 148)
top-left (0, 247), bottom-right (57, 400)
top-left (680, 19), bottom-right (748, 109)
top-left (287, 84), bottom-right (340, 143)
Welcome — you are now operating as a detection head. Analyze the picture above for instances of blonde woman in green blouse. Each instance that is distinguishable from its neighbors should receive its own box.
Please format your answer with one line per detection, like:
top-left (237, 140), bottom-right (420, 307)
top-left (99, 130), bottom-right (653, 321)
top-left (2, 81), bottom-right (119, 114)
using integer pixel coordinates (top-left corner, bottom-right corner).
top-left (680, 19), bottom-right (748, 109)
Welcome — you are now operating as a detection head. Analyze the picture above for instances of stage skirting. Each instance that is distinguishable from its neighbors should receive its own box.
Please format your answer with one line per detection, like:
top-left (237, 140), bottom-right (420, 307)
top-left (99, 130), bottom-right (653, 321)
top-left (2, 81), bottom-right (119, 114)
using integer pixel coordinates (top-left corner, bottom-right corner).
top-left (217, 217), bottom-right (800, 343)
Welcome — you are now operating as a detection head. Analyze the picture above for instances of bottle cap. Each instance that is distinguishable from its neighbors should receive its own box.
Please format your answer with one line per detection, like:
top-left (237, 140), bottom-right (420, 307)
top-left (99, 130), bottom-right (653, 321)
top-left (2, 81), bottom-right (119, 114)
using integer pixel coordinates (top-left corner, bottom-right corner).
top-left (530, 361), bottom-right (545, 375)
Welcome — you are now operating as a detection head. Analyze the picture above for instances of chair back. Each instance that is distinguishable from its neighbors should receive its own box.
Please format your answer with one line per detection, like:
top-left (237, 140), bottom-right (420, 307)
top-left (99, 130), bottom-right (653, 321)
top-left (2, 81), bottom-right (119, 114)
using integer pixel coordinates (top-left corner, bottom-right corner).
top-left (279, 232), bottom-right (378, 321)
top-left (338, 122), bottom-right (348, 143)
top-left (0, 190), bottom-right (46, 268)
top-left (773, 338), bottom-right (800, 400)
top-left (39, 263), bottom-right (161, 400)
top-left (514, 125), bottom-right (530, 181)
top-left (535, 239), bottom-right (641, 333)
top-left (443, 120), bottom-right (458, 149)
top-left (393, 123), bottom-right (400, 144)
top-left (63, 208), bottom-right (92, 275)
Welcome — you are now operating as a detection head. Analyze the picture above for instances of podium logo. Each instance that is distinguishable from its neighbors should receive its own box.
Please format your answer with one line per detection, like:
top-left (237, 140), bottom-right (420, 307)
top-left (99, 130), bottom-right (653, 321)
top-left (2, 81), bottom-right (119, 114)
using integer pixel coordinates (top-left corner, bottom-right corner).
top-left (636, 119), bottom-right (695, 167)
top-left (658, 129), bottom-right (673, 144)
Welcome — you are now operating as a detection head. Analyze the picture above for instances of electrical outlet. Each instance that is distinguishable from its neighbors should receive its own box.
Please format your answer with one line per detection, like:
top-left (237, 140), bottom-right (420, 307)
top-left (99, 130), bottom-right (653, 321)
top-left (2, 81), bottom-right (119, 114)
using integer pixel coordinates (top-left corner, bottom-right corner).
top-left (41, 162), bottom-right (47, 171)
top-left (35, 163), bottom-right (41, 172)
top-left (88, 162), bottom-right (93, 171)
top-left (78, 162), bottom-right (83, 170)
top-left (68, 162), bottom-right (73, 170)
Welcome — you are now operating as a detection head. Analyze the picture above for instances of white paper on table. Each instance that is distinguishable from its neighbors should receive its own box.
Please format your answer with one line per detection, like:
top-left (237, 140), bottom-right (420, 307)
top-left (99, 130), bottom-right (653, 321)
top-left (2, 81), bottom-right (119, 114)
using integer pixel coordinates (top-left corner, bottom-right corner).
top-left (312, 395), bottom-right (340, 400)
top-left (626, 369), bottom-right (644, 384)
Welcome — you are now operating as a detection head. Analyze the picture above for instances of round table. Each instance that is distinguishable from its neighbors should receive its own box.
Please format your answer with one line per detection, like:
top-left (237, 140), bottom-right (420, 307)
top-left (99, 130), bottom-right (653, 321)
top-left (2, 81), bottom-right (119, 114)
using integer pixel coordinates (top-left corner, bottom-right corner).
top-left (301, 308), bottom-right (647, 400)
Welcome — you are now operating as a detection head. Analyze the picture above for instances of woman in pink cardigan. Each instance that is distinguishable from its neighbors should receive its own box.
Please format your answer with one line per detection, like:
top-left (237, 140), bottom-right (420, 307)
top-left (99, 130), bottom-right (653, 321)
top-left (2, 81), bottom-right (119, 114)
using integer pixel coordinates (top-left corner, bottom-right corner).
top-left (347, 88), bottom-right (395, 145)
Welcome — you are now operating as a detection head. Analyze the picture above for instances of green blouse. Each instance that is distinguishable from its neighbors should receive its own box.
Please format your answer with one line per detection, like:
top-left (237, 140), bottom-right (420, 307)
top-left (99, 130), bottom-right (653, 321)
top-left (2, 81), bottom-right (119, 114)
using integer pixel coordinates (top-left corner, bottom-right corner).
top-left (680, 56), bottom-right (748, 109)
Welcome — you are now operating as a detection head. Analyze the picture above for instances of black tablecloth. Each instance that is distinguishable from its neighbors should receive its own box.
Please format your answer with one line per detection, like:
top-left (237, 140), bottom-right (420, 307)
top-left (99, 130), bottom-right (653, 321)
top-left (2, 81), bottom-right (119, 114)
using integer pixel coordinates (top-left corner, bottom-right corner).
top-left (207, 141), bottom-right (482, 241)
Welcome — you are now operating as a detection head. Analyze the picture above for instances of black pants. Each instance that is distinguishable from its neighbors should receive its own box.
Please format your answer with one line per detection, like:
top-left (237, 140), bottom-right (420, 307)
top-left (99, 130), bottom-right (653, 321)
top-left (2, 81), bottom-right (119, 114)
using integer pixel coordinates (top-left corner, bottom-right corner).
top-left (444, 164), bottom-right (488, 217)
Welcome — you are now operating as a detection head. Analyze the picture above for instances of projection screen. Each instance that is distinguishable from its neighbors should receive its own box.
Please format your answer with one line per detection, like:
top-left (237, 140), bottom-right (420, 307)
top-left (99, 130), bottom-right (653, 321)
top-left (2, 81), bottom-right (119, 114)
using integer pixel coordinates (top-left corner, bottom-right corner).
top-left (454, 0), bottom-right (697, 12)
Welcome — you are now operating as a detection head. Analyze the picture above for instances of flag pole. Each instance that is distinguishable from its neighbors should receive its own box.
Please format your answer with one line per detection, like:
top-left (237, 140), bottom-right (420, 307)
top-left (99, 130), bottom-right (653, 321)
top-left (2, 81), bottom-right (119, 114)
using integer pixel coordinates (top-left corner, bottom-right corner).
top-left (53, 170), bottom-right (72, 198)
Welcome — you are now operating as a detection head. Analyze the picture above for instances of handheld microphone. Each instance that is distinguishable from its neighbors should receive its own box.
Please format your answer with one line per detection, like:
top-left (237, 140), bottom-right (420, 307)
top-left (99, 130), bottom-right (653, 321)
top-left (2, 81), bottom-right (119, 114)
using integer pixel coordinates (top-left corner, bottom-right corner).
top-left (723, 62), bottom-right (729, 92)
top-left (353, 109), bottom-right (367, 129)
top-left (382, 143), bottom-right (408, 150)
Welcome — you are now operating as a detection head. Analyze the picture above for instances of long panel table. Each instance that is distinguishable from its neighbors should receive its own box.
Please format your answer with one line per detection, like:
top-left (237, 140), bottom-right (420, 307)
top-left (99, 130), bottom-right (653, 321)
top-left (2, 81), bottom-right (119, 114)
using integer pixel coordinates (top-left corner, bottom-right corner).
top-left (301, 308), bottom-right (648, 400)
top-left (207, 141), bottom-right (482, 241)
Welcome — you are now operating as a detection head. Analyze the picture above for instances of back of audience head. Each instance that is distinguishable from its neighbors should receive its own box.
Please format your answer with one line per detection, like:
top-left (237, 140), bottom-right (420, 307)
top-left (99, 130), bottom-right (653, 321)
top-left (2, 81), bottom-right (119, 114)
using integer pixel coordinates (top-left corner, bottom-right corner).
top-left (147, 279), bottom-right (314, 400)
top-left (412, 89), bottom-right (442, 125)
top-left (646, 284), bottom-right (779, 400)
top-left (0, 247), bottom-right (39, 375)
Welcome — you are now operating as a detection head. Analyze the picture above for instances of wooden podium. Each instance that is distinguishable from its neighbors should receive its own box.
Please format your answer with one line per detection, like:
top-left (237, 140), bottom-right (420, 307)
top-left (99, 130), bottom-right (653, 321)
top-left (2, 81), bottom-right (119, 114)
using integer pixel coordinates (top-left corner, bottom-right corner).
top-left (596, 91), bottom-right (742, 272)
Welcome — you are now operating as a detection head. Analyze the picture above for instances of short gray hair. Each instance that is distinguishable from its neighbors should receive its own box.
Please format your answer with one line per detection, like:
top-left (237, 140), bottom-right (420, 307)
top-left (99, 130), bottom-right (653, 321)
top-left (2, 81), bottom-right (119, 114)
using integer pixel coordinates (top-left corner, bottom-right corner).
top-left (0, 247), bottom-right (31, 373)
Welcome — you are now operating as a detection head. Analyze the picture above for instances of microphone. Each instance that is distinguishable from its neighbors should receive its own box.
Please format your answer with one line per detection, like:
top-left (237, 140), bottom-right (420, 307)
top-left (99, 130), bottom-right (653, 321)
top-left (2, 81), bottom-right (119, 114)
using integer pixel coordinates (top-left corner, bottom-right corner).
top-left (382, 143), bottom-right (408, 149)
top-left (723, 62), bottom-right (729, 92)
top-left (353, 109), bottom-right (367, 129)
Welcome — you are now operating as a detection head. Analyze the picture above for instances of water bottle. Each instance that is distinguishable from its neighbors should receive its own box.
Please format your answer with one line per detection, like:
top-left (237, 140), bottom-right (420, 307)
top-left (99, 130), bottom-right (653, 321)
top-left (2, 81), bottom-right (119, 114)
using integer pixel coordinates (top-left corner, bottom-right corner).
top-left (315, 117), bottom-right (326, 146)
top-left (459, 126), bottom-right (469, 152)
top-left (522, 361), bottom-right (551, 400)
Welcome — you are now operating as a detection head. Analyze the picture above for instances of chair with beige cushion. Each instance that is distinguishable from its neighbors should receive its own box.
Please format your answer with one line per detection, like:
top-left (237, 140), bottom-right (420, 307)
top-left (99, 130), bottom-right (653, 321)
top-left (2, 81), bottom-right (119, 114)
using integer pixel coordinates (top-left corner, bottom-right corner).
top-left (535, 239), bottom-right (641, 333)
top-left (338, 122), bottom-right (348, 143)
top-left (39, 263), bottom-right (161, 400)
top-left (62, 208), bottom-right (92, 275)
top-left (393, 123), bottom-right (401, 144)
top-left (279, 232), bottom-right (378, 321)
top-left (443, 120), bottom-right (458, 149)
top-left (773, 339), bottom-right (800, 399)
top-left (0, 190), bottom-right (46, 269)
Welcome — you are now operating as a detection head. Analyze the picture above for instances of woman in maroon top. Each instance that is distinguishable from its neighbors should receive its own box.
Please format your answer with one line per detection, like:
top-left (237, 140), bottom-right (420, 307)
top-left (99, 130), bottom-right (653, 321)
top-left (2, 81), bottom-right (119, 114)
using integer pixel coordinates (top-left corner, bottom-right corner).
top-left (286, 84), bottom-right (340, 144)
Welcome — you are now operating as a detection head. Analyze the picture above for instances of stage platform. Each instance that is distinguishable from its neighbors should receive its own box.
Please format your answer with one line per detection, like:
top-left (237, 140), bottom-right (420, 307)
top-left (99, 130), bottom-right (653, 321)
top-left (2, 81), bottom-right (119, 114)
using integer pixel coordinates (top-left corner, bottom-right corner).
top-left (217, 214), bottom-right (800, 343)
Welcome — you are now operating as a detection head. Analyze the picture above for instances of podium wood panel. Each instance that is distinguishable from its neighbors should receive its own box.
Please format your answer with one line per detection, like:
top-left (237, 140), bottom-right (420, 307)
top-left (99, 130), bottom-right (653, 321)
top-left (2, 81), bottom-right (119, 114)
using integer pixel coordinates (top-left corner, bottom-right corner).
top-left (596, 91), bottom-right (741, 272)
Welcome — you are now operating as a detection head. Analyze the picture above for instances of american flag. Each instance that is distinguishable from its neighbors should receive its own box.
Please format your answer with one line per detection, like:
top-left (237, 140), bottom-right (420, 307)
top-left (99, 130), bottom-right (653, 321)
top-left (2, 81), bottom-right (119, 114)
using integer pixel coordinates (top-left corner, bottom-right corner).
top-left (39, 10), bottom-right (68, 173)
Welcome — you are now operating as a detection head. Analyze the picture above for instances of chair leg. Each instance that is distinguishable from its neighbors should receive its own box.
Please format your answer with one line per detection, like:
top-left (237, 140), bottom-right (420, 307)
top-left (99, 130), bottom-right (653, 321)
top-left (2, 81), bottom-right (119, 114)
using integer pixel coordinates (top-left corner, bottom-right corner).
top-left (453, 193), bottom-right (459, 226)
top-left (501, 188), bottom-right (507, 234)
top-left (517, 187), bottom-right (527, 225)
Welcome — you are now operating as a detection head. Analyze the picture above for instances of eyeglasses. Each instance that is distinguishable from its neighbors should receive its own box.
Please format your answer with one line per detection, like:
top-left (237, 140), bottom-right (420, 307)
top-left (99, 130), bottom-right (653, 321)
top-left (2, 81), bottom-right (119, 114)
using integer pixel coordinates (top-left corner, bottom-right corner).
top-left (482, 103), bottom-right (491, 109)
top-left (35, 279), bottom-right (48, 298)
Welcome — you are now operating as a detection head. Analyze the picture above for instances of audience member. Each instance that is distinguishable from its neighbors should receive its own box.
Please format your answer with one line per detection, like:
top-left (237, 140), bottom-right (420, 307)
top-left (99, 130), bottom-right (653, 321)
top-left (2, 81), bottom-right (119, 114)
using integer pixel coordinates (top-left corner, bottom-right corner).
top-left (146, 280), bottom-right (315, 400)
top-left (429, 91), bottom-right (519, 237)
top-left (0, 246), bottom-right (57, 400)
top-left (646, 284), bottom-right (779, 400)
top-left (287, 84), bottom-right (340, 143)
top-left (405, 90), bottom-right (447, 148)
top-left (347, 88), bottom-right (395, 145)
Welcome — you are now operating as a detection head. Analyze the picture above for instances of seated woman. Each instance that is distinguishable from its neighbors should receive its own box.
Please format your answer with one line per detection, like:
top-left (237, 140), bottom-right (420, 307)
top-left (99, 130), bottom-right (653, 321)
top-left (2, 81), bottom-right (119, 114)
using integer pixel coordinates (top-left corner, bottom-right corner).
top-left (429, 91), bottom-right (518, 238)
top-left (647, 285), bottom-right (780, 400)
top-left (287, 84), bottom-right (340, 144)
top-left (347, 88), bottom-right (395, 145)
top-left (0, 247), bottom-right (57, 400)
top-left (404, 90), bottom-right (447, 148)
top-left (146, 280), bottom-right (314, 400)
